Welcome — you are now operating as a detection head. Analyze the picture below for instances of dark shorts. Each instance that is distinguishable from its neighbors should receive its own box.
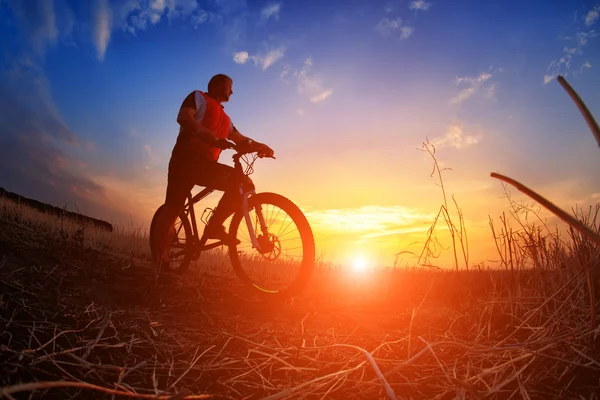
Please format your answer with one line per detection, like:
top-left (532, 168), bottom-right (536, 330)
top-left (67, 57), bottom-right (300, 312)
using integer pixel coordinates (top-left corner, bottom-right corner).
top-left (165, 150), bottom-right (253, 213)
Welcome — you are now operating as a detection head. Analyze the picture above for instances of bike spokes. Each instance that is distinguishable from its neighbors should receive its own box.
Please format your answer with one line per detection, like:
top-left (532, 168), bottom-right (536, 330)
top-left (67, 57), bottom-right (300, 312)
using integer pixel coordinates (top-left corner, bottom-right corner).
top-left (237, 204), bottom-right (304, 263)
top-left (230, 194), bottom-right (312, 295)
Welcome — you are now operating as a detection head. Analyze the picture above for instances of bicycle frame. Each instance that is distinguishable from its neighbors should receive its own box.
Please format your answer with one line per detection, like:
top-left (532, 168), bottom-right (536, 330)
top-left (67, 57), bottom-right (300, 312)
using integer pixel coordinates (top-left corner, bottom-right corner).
top-left (181, 152), bottom-right (267, 258)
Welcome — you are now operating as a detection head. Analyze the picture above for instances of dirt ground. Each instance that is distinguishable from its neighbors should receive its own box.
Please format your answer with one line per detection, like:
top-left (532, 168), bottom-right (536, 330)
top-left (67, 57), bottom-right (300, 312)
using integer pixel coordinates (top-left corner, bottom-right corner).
top-left (1, 216), bottom-right (598, 399)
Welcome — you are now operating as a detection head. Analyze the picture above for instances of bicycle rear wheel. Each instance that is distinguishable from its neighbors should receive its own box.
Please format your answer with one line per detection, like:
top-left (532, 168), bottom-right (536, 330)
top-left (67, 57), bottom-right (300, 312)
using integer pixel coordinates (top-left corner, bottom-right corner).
top-left (228, 192), bottom-right (315, 299)
top-left (149, 204), bottom-right (193, 274)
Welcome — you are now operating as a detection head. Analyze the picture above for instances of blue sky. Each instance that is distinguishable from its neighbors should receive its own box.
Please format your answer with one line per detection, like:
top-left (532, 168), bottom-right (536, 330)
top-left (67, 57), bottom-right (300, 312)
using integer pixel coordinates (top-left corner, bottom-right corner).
top-left (1, 0), bottom-right (599, 266)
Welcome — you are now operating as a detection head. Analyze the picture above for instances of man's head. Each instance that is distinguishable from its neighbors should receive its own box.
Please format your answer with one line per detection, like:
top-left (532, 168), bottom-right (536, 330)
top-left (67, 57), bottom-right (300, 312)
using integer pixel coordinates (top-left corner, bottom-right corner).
top-left (207, 74), bottom-right (233, 103)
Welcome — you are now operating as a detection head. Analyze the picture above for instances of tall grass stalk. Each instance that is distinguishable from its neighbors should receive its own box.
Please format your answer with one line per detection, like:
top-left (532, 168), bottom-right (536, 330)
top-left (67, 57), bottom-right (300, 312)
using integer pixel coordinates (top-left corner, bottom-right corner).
top-left (417, 138), bottom-right (469, 273)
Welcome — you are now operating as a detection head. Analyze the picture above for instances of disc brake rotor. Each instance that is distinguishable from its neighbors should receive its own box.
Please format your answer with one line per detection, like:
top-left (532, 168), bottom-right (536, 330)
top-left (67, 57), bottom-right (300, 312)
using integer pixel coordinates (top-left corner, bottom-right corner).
top-left (258, 233), bottom-right (281, 261)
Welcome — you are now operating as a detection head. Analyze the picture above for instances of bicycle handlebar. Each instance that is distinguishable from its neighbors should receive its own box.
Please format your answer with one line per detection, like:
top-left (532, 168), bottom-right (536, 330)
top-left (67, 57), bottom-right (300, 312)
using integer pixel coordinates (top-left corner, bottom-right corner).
top-left (218, 140), bottom-right (276, 160)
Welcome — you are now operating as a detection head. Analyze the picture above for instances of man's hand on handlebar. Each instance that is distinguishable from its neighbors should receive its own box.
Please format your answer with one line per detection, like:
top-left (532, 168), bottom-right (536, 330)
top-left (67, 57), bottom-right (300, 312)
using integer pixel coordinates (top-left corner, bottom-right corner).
top-left (211, 136), bottom-right (275, 158)
top-left (235, 138), bottom-right (275, 158)
top-left (256, 143), bottom-right (275, 158)
top-left (213, 138), bottom-right (235, 150)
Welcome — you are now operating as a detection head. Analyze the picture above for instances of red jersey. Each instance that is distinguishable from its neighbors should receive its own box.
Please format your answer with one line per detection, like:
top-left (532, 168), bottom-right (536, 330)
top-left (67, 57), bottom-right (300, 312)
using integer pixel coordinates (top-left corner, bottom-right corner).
top-left (174, 90), bottom-right (233, 161)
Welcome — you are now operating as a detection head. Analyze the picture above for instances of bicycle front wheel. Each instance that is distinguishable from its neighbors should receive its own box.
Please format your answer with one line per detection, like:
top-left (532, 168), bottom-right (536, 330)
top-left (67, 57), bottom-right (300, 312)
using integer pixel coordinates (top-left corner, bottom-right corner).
top-left (228, 192), bottom-right (315, 299)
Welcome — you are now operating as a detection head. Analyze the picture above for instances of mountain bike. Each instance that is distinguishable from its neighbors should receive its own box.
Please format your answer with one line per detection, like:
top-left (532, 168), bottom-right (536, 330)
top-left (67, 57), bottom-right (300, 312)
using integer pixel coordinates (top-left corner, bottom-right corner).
top-left (149, 145), bottom-right (315, 299)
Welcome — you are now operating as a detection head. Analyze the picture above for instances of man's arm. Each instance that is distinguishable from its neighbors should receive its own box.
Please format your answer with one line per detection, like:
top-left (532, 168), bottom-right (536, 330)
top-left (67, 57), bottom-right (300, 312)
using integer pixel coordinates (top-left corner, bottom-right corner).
top-left (228, 125), bottom-right (250, 144)
top-left (229, 126), bottom-right (274, 157)
top-left (177, 107), bottom-right (218, 143)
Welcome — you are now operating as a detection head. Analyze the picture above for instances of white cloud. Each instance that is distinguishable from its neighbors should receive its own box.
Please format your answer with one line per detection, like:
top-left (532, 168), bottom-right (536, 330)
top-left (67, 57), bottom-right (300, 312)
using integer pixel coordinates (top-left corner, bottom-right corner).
top-left (376, 1), bottom-right (433, 42)
top-left (191, 9), bottom-right (209, 28)
top-left (250, 48), bottom-right (285, 70)
top-left (278, 58), bottom-right (333, 104)
top-left (572, 61), bottom-right (593, 78)
top-left (176, 0), bottom-right (203, 19)
top-left (409, 0), bottom-right (431, 11)
top-left (6, 0), bottom-right (214, 63)
top-left (306, 206), bottom-right (435, 235)
top-left (432, 123), bottom-right (481, 149)
top-left (280, 64), bottom-right (292, 79)
top-left (375, 17), bottom-right (414, 39)
top-left (544, 41), bottom-right (591, 83)
top-left (544, 4), bottom-right (598, 83)
top-left (576, 31), bottom-right (590, 46)
top-left (563, 46), bottom-right (578, 55)
top-left (233, 51), bottom-right (249, 64)
top-left (260, 3), bottom-right (281, 23)
top-left (449, 70), bottom-right (498, 105)
top-left (400, 26), bottom-right (414, 39)
top-left (128, 4), bottom-right (164, 31)
top-left (455, 72), bottom-right (493, 85)
top-left (375, 17), bottom-right (401, 36)
top-left (151, 0), bottom-right (165, 11)
top-left (114, 0), bottom-right (200, 35)
top-left (94, 0), bottom-right (112, 61)
top-left (295, 58), bottom-right (333, 103)
top-left (263, 48), bottom-right (285, 69)
top-left (450, 87), bottom-right (475, 105)
top-left (234, 45), bottom-right (286, 70)
top-left (585, 4), bottom-right (599, 26)
top-left (310, 90), bottom-right (333, 103)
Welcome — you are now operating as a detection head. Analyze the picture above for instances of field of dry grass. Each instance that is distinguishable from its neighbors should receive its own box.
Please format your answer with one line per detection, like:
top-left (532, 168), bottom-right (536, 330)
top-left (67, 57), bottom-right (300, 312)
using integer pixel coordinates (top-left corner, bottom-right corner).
top-left (1, 192), bottom-right (600, 400)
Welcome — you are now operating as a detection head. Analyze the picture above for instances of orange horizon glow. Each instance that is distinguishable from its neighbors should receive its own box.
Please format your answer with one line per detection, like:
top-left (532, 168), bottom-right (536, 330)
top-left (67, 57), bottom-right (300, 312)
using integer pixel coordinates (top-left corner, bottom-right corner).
top-left (86, 159), bottom-right (599, 270)
top-left (351, 256), bottom-right (370, 273)
top-left (2, 0), bottom-right (599, 273)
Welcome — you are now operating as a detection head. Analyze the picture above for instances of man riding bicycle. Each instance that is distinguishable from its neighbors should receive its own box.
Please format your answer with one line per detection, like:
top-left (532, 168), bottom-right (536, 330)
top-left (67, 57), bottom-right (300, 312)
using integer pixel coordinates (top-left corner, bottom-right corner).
top-left (153, 74), bottom-right (274, 268)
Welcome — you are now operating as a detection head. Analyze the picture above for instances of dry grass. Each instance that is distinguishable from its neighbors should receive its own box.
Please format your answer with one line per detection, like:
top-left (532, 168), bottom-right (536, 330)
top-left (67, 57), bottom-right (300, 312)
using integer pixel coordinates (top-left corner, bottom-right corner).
top-left (3, 73), bottom-right (599, 399)
top-left (1, 190), bottom-right (600, 400)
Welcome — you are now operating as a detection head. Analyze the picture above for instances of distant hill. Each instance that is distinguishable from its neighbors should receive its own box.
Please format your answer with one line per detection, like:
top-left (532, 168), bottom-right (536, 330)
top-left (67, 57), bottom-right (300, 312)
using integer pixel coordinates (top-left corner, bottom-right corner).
top-left (0, 187), bottom-right (113, 232)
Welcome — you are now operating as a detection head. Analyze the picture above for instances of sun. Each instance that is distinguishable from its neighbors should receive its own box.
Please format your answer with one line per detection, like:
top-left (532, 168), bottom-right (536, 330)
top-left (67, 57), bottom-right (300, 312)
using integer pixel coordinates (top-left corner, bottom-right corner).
top-left (351, 257), bottom-right (369, 273)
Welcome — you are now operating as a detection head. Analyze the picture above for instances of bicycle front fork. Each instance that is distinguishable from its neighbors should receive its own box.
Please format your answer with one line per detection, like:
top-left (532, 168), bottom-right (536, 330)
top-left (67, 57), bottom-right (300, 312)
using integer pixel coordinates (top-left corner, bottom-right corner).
top-left (241, 190), bottom-right (272, 254)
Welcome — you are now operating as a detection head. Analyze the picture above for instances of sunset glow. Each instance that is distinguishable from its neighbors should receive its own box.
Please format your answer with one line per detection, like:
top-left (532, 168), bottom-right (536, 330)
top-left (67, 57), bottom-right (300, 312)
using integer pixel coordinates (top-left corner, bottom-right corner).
top-left (1, 0), bottom-right (599, 268)
top-left (351, 257), bottom-right (370, 274)
top-left (3, 3), bottom-right (600, 398)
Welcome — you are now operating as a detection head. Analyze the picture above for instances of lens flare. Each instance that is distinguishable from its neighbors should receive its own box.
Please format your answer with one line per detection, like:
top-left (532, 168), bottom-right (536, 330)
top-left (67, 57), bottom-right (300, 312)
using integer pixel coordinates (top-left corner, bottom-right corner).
top-left (352, 257), bottom-right (369, 273)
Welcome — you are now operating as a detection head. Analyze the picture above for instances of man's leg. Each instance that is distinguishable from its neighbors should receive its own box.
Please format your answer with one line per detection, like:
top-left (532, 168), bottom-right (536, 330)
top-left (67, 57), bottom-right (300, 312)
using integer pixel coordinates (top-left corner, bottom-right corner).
top-left (210, 174), bottom-right (254, 220)
top-left (196, 161), bottom-right (254, 242)
top-left (208, 190), bottom-right (239, 226)
top-left (153, 204), bottom-right (180, 266)
top-left (154, 158), bottom-right (194, 269)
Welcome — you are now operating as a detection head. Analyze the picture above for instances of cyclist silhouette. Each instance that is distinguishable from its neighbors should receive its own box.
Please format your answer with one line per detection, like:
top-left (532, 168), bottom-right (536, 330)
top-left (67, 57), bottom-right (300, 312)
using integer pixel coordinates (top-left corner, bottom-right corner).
top-left (152, 74), bottom-right (274, 268)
